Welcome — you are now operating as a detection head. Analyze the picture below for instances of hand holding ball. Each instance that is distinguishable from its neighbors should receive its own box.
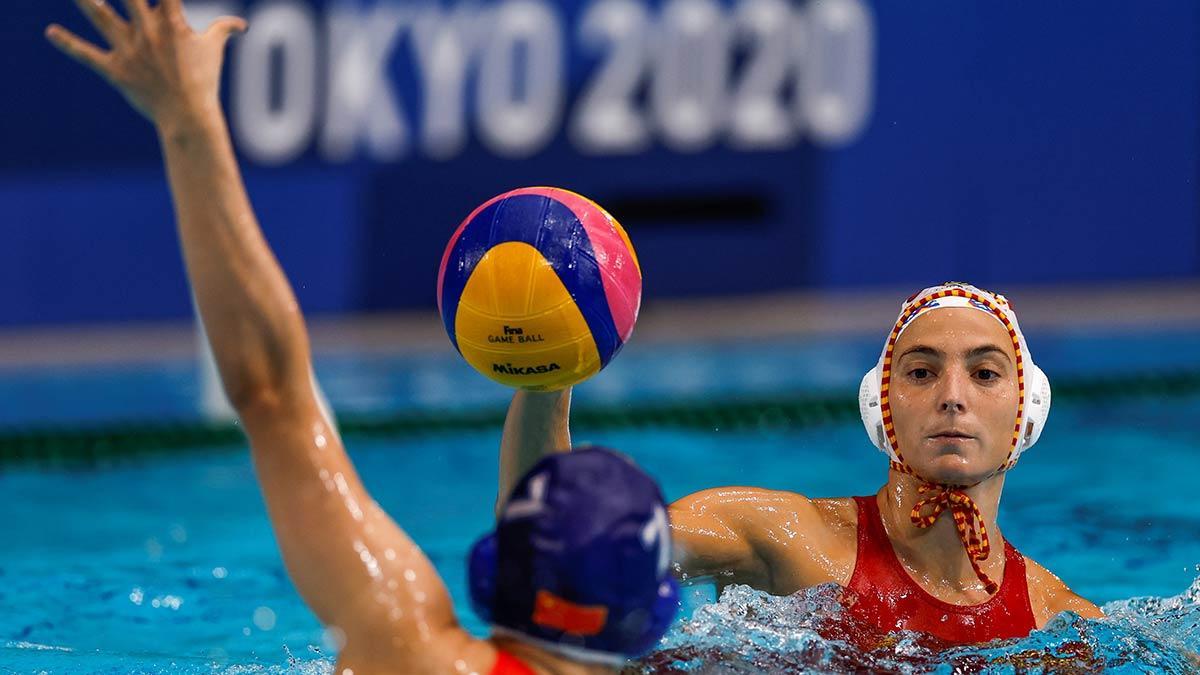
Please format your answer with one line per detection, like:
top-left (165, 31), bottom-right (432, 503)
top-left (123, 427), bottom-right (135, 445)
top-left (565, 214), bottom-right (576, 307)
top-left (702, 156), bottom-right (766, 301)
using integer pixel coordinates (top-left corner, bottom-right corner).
top-left (437, 188), bottom-right (641, 391)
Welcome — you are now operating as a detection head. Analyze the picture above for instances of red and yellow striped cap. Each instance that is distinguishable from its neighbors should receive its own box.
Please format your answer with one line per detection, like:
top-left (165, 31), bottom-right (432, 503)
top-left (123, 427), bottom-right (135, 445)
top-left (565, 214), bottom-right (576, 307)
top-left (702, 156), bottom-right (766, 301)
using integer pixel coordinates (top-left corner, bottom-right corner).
top-left (873, 282), bottom-right (1033, 474)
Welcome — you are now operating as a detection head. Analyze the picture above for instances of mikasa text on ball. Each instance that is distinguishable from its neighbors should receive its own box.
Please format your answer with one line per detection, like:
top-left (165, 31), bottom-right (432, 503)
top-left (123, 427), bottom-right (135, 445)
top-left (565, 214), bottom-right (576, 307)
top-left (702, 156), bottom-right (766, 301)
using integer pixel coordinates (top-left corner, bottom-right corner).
top-left (437, 187), bottom-right (642, 391)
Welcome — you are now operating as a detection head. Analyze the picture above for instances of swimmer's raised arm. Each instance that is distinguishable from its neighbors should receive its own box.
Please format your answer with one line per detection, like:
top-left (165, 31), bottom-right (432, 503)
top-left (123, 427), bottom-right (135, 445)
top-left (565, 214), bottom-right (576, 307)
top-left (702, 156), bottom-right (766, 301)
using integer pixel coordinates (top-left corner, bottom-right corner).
top-left (497, 389), bottom-right (572, 514)
top-left (46, 5), bottom-right (483, 669)
top-left (46, 0), bottom-right (273, 406)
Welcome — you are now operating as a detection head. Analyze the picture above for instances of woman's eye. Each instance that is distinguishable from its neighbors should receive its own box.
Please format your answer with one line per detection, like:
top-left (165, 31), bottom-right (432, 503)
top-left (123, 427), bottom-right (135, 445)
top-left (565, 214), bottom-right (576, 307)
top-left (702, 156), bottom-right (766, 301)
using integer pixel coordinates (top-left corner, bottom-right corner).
top-left (976, 369), bottom-right (999, 381)
top-left (910, 368), bottom-right (931, 380)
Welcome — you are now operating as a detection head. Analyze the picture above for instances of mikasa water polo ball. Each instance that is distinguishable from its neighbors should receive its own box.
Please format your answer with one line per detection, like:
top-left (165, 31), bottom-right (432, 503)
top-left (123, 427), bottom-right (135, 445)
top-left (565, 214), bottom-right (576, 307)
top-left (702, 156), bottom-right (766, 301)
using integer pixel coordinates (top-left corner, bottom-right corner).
top-left (437, 187), bottom-right (642, 391)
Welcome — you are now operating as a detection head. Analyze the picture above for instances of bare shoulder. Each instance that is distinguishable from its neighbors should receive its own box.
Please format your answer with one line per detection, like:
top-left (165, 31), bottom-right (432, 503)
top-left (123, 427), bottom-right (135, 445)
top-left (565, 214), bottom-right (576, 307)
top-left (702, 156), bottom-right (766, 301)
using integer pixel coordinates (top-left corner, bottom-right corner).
top-left (671, 486), bottom-right (825, 529)
top-left (668, 487), bottom-right (828, 589)
top-left (809, 496), bottom-right (859, 535)
top-left (669, 487), bottom-right (857, 550)
top-left (670, 487), bottom-right (859, 593)
top-left (1024, 555), bottom-right (1105, 626)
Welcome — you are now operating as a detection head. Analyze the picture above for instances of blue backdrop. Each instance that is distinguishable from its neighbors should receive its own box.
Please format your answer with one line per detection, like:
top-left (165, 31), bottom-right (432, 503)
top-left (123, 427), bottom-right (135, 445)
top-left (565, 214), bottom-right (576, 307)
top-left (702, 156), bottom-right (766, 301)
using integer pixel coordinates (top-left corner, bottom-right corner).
top-left (3, 1), bottom-right (1197, 326)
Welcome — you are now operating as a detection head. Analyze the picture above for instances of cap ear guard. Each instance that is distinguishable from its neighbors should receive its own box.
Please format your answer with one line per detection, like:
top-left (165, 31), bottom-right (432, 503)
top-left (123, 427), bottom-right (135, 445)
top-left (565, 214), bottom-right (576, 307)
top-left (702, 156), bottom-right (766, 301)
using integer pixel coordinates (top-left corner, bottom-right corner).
top-left (622, 578), bottom-right (680, 656)
top-left (858, 367), bottom-right (891, 458)
top-left (468, 533), bottom-right (498, 624)
top-left (1017, 363), bottom-right (1051, 454)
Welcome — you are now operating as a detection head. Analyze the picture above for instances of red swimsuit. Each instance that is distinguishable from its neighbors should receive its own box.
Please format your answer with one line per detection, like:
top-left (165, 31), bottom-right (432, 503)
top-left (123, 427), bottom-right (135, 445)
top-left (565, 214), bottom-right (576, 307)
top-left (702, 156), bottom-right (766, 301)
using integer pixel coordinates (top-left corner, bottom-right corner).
top-left (489, 650), bottom-right (535, 675)
top-left (844, 495), bottom-right (1037, 644)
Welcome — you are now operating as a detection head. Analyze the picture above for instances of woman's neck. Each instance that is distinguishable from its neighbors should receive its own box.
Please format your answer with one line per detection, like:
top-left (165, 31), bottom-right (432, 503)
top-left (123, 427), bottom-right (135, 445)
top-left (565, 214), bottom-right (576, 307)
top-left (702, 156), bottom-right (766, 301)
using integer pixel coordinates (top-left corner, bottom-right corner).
top-left (876, 469), bottom-right (1008, 595)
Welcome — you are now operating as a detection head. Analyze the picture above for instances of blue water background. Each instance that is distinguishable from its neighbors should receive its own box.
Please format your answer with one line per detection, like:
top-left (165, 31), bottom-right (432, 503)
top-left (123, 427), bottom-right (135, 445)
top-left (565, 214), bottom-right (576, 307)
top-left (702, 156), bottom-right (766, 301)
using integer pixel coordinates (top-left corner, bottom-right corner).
top-left (1, 328), bottom-right (1198, 426)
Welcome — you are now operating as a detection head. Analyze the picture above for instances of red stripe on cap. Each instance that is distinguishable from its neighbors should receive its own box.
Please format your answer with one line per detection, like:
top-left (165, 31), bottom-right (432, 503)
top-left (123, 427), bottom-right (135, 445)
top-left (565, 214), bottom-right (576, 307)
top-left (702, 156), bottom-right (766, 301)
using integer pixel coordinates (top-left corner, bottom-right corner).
top-left (532, 590), bottom-right (608, 636)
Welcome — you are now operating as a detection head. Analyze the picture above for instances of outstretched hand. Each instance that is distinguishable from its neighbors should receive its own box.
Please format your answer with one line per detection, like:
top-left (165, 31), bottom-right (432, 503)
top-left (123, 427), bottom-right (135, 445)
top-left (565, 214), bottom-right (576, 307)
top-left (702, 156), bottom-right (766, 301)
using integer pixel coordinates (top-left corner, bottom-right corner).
top-left (47, 0), bottom-right (245, 127)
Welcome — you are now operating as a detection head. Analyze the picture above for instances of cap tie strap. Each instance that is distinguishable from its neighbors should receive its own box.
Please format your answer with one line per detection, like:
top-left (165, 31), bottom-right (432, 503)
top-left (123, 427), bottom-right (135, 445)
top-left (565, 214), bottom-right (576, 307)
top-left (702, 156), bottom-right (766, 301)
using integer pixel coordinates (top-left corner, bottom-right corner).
top-left (910, 482), bottom-right (999, 595)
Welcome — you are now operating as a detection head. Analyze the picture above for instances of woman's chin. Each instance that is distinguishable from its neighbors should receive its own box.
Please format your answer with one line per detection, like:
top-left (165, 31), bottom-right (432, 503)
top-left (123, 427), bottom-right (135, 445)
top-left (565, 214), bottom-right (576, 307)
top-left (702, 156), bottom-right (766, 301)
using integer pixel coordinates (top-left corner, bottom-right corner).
top-left (913, 454), bottom-right (992, 486)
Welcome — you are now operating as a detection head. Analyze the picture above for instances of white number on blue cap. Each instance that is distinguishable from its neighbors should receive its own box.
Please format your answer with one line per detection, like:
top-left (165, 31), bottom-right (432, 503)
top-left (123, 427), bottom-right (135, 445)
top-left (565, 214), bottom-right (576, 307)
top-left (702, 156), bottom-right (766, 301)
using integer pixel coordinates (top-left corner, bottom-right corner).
top-left (641, 505), bottom-right (671, 577)
top-left (504, 472), bottom-right (548, 521)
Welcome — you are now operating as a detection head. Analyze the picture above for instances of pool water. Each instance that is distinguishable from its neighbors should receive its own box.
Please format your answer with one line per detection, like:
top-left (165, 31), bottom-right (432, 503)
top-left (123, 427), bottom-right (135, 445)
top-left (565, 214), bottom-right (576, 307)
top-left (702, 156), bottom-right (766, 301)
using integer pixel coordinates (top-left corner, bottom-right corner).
top-left (4, 329), bottom-right (1198, 427)
top-left (2, 332), bottom-right (1199, 672)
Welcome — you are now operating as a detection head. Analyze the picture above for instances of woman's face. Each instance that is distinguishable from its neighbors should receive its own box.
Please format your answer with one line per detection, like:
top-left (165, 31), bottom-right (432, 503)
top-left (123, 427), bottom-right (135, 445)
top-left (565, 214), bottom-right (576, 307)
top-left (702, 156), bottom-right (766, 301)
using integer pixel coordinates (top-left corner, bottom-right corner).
top-left (888, 308), bottom-right (1020, 485)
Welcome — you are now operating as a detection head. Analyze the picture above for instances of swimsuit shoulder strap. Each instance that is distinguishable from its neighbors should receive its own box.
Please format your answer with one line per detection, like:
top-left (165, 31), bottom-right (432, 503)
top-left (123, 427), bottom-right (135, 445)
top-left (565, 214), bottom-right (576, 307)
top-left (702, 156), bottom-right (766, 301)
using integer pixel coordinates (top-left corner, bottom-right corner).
top-left (847, 495), bottom-right (899, 590)
top-left (996, 537), bottom-right (1037, 626)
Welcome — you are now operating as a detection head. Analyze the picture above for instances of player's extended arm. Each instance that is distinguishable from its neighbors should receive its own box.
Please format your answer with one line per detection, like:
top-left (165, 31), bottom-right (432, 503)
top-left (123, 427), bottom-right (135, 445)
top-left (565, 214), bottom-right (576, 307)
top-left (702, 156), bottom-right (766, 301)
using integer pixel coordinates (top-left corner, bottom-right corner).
top-left (46, 2), bottom-right (469, 665)
top-left (667, 488), bottom-right (778, 589)
top-left (669, 487), bottom-right (835, 595)
top-left (497, 389), bottom-right (572, 513)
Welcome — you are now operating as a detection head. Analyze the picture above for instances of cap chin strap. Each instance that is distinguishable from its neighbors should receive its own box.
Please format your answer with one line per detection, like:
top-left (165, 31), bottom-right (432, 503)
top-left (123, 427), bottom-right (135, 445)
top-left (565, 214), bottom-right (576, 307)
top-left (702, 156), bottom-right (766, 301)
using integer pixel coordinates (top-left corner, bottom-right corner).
top-left (858, 283), bottom-right (1052, 595)
top-left (887, 460), bottom-right (1004, 594)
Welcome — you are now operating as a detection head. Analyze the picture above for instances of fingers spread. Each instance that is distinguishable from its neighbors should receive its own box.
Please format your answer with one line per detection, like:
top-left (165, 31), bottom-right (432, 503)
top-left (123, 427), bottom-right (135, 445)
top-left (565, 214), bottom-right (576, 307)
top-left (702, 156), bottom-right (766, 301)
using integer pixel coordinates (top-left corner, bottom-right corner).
top-left (46, 24), bottom-right (111, 75)
top-left (119, 0), bottom-right (150, 25)
top-left (73, 0), bottom-right (127, 46)
top-left (160, 0), bottom-right (186, 21)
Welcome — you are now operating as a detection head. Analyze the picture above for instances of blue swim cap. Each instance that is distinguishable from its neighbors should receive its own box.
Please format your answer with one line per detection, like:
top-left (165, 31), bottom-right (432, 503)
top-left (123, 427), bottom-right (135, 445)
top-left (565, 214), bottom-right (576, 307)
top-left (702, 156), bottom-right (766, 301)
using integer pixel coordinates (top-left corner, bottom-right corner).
top-left (468, 447), bottom-right (679, 666)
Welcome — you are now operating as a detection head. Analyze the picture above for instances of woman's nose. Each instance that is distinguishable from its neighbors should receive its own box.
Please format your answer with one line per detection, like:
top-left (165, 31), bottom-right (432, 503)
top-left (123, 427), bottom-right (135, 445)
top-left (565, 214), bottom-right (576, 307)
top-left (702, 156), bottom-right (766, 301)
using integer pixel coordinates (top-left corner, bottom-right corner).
top-left (938, 368), bottom-right (969, 412)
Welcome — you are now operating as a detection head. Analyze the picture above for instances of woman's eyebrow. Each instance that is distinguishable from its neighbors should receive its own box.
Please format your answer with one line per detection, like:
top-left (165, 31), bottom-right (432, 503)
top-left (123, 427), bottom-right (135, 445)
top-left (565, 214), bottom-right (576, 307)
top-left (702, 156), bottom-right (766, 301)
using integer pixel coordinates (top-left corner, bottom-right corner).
top-left (965, 344), bottom-right (1013, 363)
top-left (897, 345), bottom-right (941, 361)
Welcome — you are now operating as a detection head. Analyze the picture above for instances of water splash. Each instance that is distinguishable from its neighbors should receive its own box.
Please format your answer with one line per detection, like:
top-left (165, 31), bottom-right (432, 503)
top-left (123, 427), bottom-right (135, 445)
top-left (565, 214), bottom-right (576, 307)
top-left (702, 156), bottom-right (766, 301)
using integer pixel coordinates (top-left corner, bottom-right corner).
top-left (1103, 567), bottom-right (1200, 652)
top-left (627, 573), bottom-right (1200, 674)
top-left (6, 577), bottom-right (1198, 673)
top-left (217, 662), bottom-right (333, 675)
